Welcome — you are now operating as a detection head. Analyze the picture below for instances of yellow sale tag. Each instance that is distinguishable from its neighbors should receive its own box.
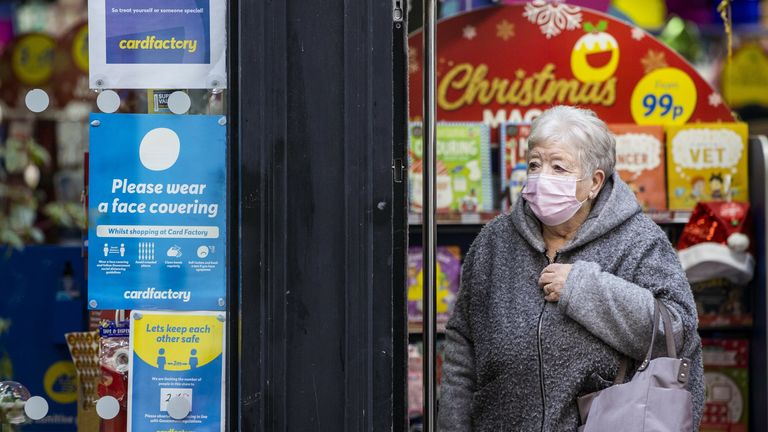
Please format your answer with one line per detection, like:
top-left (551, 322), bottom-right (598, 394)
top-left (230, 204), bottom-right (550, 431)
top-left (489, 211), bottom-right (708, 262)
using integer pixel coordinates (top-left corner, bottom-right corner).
top-left (631, 67), bottom-right (697, 126)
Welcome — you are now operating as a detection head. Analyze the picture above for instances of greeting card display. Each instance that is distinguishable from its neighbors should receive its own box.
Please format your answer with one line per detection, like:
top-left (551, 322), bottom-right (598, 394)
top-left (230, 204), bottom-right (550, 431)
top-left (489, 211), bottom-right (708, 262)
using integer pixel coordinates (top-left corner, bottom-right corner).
top-left (407, 246), bottom-right (461, 324)
top-left (407, 339), bottom-right (446, 420)
top-left (691, 279), bottom-right (752, 329)
top-left (500, 122), bottom-right (531, 211)
top-left (666, 123), bottom-right (749, 211)
top-left (608, 124), bottom-right (667, 211)
top-left (702, 338), bottom-right (749, 431)
top-left (407, 344), bottom-right (423, 419)
top-left (408, 122), bottom-right (492, 213)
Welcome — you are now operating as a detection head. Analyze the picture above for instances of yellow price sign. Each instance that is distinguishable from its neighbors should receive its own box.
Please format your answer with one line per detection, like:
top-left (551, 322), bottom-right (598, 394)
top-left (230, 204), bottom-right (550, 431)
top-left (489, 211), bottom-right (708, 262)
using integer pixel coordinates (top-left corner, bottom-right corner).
top-left (11, 33), bottom-right (55, 86)
top-left (72, 25), bottom-right (89, 73)
top-left (722, 43), bottom-right (768, 108)
top-left (630, 67), bottom-right (696, 126)
top-left (43, 361), bottom-right (78, 404)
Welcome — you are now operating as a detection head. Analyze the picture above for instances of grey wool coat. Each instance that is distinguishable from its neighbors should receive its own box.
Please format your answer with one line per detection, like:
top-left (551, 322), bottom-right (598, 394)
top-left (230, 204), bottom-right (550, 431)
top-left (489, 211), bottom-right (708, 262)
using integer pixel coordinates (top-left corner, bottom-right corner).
top-left (438, 173), bottom-right (704, 431)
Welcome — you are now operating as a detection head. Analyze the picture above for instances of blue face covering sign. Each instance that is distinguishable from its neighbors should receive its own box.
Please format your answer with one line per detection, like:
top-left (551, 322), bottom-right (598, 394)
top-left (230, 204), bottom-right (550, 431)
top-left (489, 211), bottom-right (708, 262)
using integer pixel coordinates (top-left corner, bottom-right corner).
top-left (88, 113), bottom-right (226, 311)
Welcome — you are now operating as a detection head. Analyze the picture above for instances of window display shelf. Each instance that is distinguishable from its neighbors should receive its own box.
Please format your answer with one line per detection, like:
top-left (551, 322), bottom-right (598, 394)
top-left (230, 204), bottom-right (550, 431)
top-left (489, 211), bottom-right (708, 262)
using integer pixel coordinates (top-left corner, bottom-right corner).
top-left (408, 211), bottom-right (501, 227)
top-left (698, 315), bottom-right (753, 332)
top-left (408, 321), bottom-right (447, 335)
top-left (407, 210), bottom-right (691, 227)
top-left (698, 326), bottom-right (754, 333)
top-left (647, 211), bottom-right (692, 224)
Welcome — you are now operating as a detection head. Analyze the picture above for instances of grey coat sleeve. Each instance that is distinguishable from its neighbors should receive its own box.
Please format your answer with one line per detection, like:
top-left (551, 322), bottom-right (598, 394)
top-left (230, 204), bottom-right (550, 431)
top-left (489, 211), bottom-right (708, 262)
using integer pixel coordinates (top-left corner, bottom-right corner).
top-left (558, 237), bottom-right (696, 360)
top-left (437, 250), bottom-right (476, 431)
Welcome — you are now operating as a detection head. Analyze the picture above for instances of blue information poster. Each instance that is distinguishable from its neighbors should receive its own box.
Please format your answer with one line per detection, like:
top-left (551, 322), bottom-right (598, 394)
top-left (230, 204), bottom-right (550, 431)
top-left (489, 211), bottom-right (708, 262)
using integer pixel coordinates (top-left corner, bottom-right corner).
top-left (88, 0), bottom-right (227, 89)
top-left (128, 311), bottom-right (225, 432)
top-left (0, 246), bottom-right (84, 431)
top-left (88, 113), bottom-right (226, 311)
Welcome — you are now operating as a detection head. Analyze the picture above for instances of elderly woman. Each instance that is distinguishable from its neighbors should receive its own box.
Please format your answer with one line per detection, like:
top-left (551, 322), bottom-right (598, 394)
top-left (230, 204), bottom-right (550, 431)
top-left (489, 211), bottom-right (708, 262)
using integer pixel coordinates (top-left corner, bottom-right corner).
top-left (438, 106), bottom-right (703, 431)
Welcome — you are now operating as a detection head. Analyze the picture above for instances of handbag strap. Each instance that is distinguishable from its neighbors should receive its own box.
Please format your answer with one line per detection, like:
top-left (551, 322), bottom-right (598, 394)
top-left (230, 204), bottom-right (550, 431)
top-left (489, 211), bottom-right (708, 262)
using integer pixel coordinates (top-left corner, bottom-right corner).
top-left (658, 299), bottom-right (677, 358)
top-left (613, 357), bottom-right (629, 385)
top-left (637, 299), bottom-right (678, 371)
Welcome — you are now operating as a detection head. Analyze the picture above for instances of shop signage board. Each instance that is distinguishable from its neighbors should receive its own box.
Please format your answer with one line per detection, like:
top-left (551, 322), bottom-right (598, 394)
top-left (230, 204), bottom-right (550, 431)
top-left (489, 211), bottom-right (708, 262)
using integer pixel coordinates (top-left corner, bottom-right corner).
top-left (88, 0), bottom-right (226, 89)
top-left (407, 4), bottom-right (736, 128)
top-left (88, 113), bottom-right (226, 310)
top-left (128, 311), bottom-right (225, 432)
top-left (0, 246), bottom-right (84, 431)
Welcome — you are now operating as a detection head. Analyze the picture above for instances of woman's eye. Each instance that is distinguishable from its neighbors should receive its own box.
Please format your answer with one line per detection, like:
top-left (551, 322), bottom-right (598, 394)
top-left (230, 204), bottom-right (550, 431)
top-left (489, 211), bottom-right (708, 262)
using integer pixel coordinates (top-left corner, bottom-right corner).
top-left (553, 165), bottom-right (567, 173)
top-left (528, 162), bottom-right (540, 170)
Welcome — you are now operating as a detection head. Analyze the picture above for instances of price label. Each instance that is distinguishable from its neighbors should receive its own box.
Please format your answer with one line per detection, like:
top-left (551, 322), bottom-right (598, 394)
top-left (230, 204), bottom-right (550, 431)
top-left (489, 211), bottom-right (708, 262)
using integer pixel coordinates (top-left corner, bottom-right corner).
top-left (630, 67), bottom-right (696, 125)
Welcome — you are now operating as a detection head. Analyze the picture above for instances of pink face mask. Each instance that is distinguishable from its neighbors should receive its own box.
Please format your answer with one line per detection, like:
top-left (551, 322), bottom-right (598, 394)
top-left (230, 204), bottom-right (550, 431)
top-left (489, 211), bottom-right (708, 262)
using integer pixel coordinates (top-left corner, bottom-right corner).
top-left (522, 174), bottom-right (588, 226)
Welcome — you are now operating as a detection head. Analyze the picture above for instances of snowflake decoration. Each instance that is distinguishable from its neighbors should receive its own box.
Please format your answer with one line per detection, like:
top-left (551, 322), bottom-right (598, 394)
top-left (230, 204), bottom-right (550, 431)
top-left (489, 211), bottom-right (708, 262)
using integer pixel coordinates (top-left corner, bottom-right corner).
top-left (641, 50), bottom-right (667, 74)
top-left (438, 57), bottom-right (449, 77)
top-left (408, 46), bottom-right (419, 74)
top-left (631, 27), bottom-right (645, 41)
top-left (709, 92), bottom-right (723, 107)
top-left (496, 20), bottom-right (515, 41)
top-left (463, 25), bottom-right (477, 40)
top-left (523, 0), bottom-right (582, 39)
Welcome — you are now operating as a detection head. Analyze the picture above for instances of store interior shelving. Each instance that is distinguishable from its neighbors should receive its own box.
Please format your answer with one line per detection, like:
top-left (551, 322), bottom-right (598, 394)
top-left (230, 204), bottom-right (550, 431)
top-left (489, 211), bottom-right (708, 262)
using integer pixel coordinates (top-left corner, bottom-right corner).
top-left (406, 137), bottom-right (768, 431)
top-left (403, 4), bottom-right (768, 429)
top-left (408, 210), bottom-right (693, 227)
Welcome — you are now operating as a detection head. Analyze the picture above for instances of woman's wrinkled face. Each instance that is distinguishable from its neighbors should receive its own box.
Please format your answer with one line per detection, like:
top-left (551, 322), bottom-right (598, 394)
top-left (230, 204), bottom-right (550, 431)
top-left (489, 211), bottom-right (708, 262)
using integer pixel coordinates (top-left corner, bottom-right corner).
top-left (527, 141), bottom-right (580, 177)
top-left (528, 140), bottom-right (593, 202)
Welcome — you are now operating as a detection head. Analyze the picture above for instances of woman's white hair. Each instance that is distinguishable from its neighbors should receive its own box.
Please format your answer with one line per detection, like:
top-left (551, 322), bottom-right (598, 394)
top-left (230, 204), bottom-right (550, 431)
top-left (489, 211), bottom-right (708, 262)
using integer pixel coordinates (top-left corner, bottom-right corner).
top-left (528, 106), bottom-right (616, 177)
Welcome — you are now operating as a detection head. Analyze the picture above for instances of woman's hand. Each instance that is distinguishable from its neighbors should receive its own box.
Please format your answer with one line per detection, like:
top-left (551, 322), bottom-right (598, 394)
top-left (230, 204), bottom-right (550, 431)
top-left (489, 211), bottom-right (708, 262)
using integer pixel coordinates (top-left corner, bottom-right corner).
top-left (538, 264), bottom-right (573, 302)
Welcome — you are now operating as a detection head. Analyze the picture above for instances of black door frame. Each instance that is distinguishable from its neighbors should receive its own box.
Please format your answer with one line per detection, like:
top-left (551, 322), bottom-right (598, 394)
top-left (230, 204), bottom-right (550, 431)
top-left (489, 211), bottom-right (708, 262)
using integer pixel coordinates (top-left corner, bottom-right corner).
top-left (228, 1), bottom-right (408, 430)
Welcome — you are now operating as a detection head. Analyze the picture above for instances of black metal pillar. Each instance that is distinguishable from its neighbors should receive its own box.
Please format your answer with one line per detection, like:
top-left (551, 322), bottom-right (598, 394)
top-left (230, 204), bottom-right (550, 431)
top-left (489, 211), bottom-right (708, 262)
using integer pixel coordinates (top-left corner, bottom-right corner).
top-left (234, 0), bottom-right (407, 430)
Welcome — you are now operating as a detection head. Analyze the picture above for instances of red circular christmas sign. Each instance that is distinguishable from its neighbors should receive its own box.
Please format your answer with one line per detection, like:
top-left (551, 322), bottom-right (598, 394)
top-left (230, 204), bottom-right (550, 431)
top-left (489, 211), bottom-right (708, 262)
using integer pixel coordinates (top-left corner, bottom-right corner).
top-left (408, 3), bottom-right (735, 127)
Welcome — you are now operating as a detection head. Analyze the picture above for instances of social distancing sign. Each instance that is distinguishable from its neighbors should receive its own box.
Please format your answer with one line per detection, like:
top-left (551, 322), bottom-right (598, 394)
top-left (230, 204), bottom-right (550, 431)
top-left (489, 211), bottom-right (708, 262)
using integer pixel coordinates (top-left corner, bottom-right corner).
top-left (128, 311), bottom-right (225, 431)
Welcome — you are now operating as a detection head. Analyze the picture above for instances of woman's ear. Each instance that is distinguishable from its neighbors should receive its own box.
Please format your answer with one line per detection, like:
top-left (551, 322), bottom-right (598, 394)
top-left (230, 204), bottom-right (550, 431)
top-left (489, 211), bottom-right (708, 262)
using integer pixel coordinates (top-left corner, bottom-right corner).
top-left (590, 170), bottom-right (606, 199)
